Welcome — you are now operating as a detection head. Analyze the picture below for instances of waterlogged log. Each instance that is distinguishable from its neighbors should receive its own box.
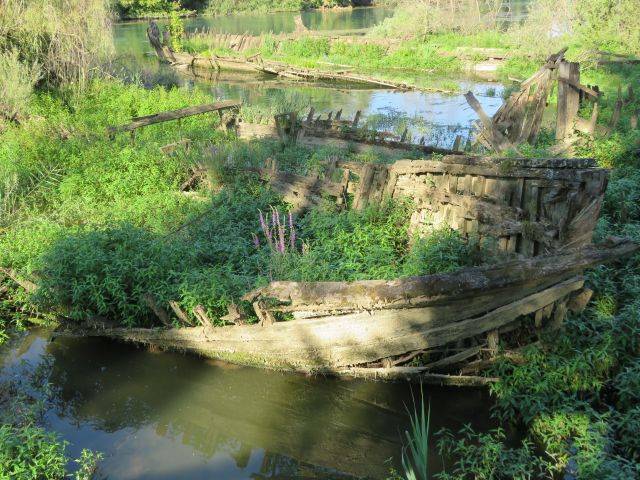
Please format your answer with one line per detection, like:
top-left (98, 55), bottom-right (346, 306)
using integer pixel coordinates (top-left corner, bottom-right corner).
top-left (107, 100), bottom-right (242, 136)
top-left (242, 239), bottom-right (638, 311)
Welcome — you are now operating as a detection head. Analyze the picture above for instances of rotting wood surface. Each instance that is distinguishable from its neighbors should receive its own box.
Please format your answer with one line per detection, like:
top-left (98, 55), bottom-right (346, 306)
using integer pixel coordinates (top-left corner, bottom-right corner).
top-left (107, 100), bottom-right (242, 136)
top-left (244, 149), bottom-right (608, 257)
top-left (75, 239), bottom-right (638, 376)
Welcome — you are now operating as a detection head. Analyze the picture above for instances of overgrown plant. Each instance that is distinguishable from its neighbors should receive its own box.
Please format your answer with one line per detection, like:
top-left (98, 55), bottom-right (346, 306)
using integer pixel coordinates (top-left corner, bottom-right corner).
top-left (401, 388), bottom-right (430, 480)
top-left (0, 50), bottom-right (41, 122)
top-left (256, 207), bottom-right (298, 254)
top-left (0, 0), bottom-right (113, 89)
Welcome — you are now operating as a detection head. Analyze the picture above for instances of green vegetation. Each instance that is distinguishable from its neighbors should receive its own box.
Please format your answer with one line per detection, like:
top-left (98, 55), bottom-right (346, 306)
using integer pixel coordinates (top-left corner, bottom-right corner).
top-left (0, 368), bottom-right (102, 479)
top-left (205, 0), bottom-right (365, 16)
top-left (112, 0), bottom-right (380, 18)
top-left (114, 0), bottom-right (194, 19)
top-left (0, 0), bottom-right (112, 121)
top-left (401, 391), bottom-right (431, 480)
top-left (0, 80), bottom-right (480, 332)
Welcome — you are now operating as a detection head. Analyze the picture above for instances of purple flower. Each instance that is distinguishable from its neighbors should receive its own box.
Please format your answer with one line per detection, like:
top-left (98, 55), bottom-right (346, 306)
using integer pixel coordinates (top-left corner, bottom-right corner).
top-left (278, 223), bottom-right (285, 253)
top-left (252, 233), bottom-right (260, 248)
top-left (259, 210), bottom-right (272, 245)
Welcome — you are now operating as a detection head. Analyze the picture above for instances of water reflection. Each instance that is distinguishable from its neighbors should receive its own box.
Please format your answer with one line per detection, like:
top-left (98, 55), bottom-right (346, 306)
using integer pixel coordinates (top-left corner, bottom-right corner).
top-left (119, 7), bottom-right (395, 38)
top-left (112, 7), bottom-right (507, 149)
top-left (2, 331), bottom-right (497, 479)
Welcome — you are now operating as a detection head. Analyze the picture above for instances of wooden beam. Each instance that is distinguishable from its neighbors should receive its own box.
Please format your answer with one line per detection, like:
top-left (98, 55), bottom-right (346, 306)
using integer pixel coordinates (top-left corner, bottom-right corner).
top-left (464, 91), bottom-right (516, 153)
top-left (242, 239), bottom-right (638, 311)
top-left (556, 62), bottom-right (581, 140)
top-left (107, 100), bottom-right (242, 136)
top-left (558, 77), bottom-right (600, 99)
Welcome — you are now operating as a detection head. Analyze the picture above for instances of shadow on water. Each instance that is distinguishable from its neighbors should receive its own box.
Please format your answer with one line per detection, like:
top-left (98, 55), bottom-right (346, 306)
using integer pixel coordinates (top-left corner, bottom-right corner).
top-left (2, 330), bottom-right (498, 479)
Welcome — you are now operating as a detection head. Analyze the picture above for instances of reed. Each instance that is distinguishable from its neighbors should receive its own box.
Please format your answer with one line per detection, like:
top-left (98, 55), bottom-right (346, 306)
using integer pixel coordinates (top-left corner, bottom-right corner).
top-left (401, 388), bottom-right (430, 480)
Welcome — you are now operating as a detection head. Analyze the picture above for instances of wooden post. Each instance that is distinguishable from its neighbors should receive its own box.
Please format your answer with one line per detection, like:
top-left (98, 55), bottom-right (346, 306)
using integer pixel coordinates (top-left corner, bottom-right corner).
top-left (253, 301), bottom-right (275, 326)
top-left (452, 134), bottom-right (463, 151)
top-left (464, 91), bottom-right (515, 153)
top-left (169, 300), bottom-right (193, 326)
top-left (352, 110), bottom-right (361, 128)
top-left (193, 305), bottom-right (214, 329)
top-left (610, 85), bottom-right (623, 130)
top-left (143, 293), bottom-right (171, 327)
top-left (487, 330), bottom-right (499, 356)
top-left (556, 61), bottom-right (581, 140)
top-left (352, 164), bottom-right (376, 210)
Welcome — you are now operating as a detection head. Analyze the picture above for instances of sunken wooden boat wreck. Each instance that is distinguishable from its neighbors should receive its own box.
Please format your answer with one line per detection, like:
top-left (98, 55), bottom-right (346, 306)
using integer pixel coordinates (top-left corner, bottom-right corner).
top-left (80, 151), bottom-right (639, 383)
top-left (147, 21), bottom-right (421, 90)
top-left (235, 109), bottom-right (467, 156)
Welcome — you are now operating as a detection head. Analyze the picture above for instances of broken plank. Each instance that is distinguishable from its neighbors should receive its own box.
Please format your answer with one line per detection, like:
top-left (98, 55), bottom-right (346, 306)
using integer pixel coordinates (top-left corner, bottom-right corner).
top-left (108, 100), bottom-right (242, 136)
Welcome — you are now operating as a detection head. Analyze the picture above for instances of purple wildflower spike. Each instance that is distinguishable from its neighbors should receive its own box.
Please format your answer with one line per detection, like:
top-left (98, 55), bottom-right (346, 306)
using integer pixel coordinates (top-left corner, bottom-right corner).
top-left (259, 210), bottom-right (272, 246)
top-left (288, 212), bottom-right (296, 249)
top-left (278, 223), bottom-right (285, 253)
top-left (252, 233), bottom-right (260, 248)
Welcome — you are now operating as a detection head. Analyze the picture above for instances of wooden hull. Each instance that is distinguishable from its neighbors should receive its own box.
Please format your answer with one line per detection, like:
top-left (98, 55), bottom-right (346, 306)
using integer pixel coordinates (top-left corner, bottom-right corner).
top-left (82, 240), bottom-right (638, 377)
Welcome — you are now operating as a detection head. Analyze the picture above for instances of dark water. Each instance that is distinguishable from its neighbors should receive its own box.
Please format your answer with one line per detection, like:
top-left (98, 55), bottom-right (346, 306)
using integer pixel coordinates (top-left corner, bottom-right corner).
top-left (1, 330), bottom-right (498, 479)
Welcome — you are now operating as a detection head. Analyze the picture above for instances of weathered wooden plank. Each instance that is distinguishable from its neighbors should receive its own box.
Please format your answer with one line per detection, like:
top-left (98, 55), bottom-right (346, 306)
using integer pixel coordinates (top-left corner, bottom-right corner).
top-left (389, 159), bottom-right (604, 182)
top-left (556, 62), bottom-right (581, 139)
top-left (464, 91), bottom-right (516, 153)
top-left (91, 277), bottom-right (584, 369)
top-left (243, 240), bottom-right (637, 311)
top-left (352, 163), bottom-right (377, 210)
top-left (108, 100), bottom-right (242, 135)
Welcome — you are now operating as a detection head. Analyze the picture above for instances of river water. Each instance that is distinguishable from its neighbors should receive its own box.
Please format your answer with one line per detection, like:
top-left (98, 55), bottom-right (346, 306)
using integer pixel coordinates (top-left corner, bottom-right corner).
top-left (113, 7), bottom-right (510, 148)
top-left (1, 330), bottom-right (497, 479)
top-left (1, 7), bottom-right (519, 479)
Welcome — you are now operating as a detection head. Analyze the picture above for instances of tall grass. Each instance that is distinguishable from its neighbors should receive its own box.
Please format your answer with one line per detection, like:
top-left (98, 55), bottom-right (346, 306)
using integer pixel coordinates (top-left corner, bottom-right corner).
top-left (0, 50), bottom-right (41, 122)
top-left (401, 388), bottom-right (430, 480)
top-left (370, 0), bottom-right (503, 38)
top-left (0, 0), bottom-right (113, 121)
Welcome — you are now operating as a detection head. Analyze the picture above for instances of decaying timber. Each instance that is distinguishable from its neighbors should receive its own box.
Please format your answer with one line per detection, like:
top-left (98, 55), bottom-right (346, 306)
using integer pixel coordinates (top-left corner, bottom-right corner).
top-left (236, 110), bottom-right (463, 156)
top-left (79, 239), bottom-right (639, 377)
top-left (467, 49), bottom-right (611, 153)
top-left (147, 26), bottom-right (424, 91)
top-left (56, 139), bottom-right (633, 382)
top-left (249, 152), bottom-right (607, 256)
top-left (107, 100), bottom-right (242, 137)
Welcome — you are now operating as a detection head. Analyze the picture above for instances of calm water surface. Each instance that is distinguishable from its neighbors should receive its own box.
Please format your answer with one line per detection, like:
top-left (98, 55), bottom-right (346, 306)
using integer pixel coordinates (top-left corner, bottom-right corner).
top-left (113, 7), bottom-right (507, 148)
top-left (1, 330), bottom-right (498, 479)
